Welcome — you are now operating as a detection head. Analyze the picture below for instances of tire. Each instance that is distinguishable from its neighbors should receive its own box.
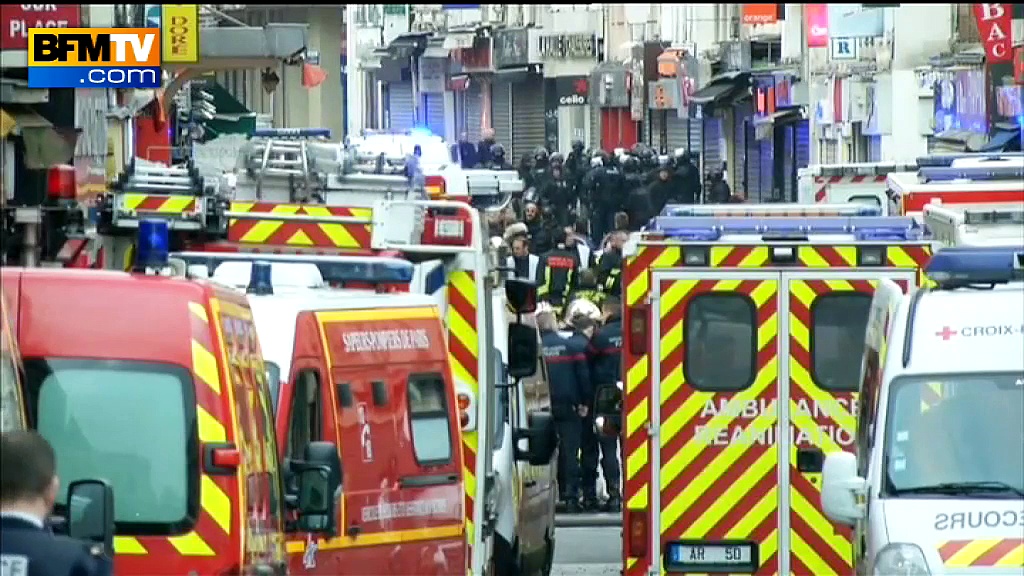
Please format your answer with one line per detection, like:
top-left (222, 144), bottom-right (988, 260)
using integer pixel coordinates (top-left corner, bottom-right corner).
top-left (492, 534), bottom-right (521, 576)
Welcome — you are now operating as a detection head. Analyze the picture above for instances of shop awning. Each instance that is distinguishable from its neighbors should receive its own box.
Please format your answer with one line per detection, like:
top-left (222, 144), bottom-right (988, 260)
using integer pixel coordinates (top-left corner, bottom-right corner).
top-left (423, 42), bottom-right (449, 59)
top-left (494, 66), bottom-right (532, 83)
top-left (753, 107), bottom-right (804, 126)
top-left (978, 128), bottom-right (1022, 152)
top-left (387, 33), bottom-right (429, 58)
top-left (690, 72), bottom-right (750, 106)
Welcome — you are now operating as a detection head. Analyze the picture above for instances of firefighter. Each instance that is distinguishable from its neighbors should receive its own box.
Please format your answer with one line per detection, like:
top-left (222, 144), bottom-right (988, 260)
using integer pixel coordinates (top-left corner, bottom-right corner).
top-left (590, 297), bottom-right (624, 512)
top-left (566, 268), bottom-right (605, 309)
top-left (538, 306), bottom-right (591, 513)
top-left (537, 229), bottom-right (580, 316)
top-left (622, 155), bottom-right (655, 230)
top-left (541, 164), bottom-right (573, 228)
top-left (566, 312), bottom-right (602, 511)
top-left (597, 231), bottom-right (626, 298)
top-left (1, 431), bottom-right (113, 576)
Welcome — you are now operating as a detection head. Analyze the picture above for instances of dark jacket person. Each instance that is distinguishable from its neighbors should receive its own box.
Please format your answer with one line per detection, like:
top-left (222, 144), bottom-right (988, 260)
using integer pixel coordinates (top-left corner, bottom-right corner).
top-left (1, 430), bottom-right (112, 576)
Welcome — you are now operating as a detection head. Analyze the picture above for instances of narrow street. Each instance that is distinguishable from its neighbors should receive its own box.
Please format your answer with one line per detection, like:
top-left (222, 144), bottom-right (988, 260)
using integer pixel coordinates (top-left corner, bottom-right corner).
top-left (552, 523), bottom-right (621, 576)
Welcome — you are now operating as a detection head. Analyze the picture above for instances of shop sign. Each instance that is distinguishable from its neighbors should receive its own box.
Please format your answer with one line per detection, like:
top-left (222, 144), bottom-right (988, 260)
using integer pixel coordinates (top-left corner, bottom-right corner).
top-left (741, 4), bottom-right (780, 25)
top-left (2, 4), bottom-right (79, 51)
top-left (754, 78), bottom-right (777, 117)
top-left (453, 38), bottom-right (492, 73)
top-left (419, 57), bottom-right (448, 94)
top-left (537, 33), bottom-right (597, 60)
top-left (1014, 46), bottom-right (1024, 86)
top-left (805, 4), bottom-right (829, 48)
top-left (555, 76), bottom-right (589, 106)
top-left (493, 28), bottom-right (528, 69)
top-left (972, 3), bottom-right (1012, 63)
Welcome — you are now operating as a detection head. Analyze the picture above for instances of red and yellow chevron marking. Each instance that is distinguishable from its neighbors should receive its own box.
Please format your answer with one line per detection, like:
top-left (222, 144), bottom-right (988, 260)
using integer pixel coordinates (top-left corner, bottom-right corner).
top-left (938, 538), bottom-right (1024, 568)
top-left (656, 278), bottom-right (780, 575)
top-left (228, 202), bottom-right (372, 250)
top-left (446, 270), bottom-right (479, 567)
top-left (112, 300), bottom-right (234, 569)
top-left (788, 278), bottom-right (872, 575)
top-left (121, 193), bottom-right (199, 214)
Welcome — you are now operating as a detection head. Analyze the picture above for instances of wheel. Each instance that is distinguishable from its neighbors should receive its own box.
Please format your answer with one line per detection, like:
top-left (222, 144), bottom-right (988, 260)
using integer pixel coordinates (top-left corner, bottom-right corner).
top-left (492, 534), bottom-right (521, 576)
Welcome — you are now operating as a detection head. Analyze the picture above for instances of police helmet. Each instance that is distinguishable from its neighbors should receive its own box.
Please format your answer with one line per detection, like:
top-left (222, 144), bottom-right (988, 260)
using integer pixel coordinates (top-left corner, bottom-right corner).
top-left (550, 152), bottom-right (564, 166)
top-left (622, 155), bottom-right (641, 172)
top-left (571, 140), bottom-right (585, 152)
top-left (491, 143), bottom-right (506, 158)
top-left (533, 146), bottom-right (549, 162)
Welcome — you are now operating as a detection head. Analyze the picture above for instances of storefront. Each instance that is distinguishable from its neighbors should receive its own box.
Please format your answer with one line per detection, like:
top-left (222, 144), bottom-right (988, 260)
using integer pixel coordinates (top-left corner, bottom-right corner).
top-left (534, 30), bottom-right (600, 152)
top-left (648, 47), bottom-right (703, 159)
top-left (928, 67), bottom-right (988, 153)
top-left (983, 60), bottom-right (1022, 151)
top-left (448, 36), bottom-right (492, 143)
top-left (690, 71), bottom-right (749, 191)
top-left (492, 28), bottom-right (544, 161)
top-left (381, 33), bottom-right (429, 132)
top-left (749, 74), bottom-right (808, 202)
top-left (591, 61), bottom-right (637, 151)
top-left (418, 40), bottom-right (449, 138)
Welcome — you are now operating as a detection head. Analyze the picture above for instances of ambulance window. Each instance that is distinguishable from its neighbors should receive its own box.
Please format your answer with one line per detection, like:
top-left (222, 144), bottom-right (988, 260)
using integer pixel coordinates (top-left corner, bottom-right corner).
top-left (811, 293), bottom-right (873, 391)
top-left (287, 369), bottom-right (323, 460)
top-left (265, 361), bottom-right (282, 413)
top-left (848, 194), bottom-right (881, 208)
top-left (408, 373), bottom-right (453, 465)
top-left (684, 294), bottom-right (757, 391)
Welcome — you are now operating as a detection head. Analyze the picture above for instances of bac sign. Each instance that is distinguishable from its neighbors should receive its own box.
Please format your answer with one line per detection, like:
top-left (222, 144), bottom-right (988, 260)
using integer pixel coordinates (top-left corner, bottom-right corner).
top-left (27, 28), bottom-right (161, 89)
top-left (2, 5), bottom-right (80, 51)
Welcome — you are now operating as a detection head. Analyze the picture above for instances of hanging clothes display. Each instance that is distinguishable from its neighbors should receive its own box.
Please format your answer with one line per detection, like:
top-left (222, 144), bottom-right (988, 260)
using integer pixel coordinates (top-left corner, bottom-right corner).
top-left (492, 81), bottom-right (513, 157)
top-left (387, 81), bottom-right (415, 132)
top-left (424, 93), bottom-right (445, 137)
top-left (466, 81), bottom-right (484, 142)
top-left (511, 75), bottom-right (545, 161)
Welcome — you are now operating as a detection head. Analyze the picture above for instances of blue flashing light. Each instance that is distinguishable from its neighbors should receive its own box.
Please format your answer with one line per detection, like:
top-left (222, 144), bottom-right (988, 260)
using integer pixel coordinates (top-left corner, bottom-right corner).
top-left (918, 165), bottom-right (1024, 182)
top-left (650, 216), bottom-right (922, 241)
top-left (247, 261), bottom-right (274, 295)
top-left (409, 126), bottom-right (434, 138)
top-left (925, 246), bottom-right (1024, 287)
top-left (135, 219), bottom-right (170, 270)
top-left (658, 204), bottom-right (882, 217)
top-left (325, 259), bottom-right (415, 285)
top-left (251, 128), bottom-right (331, 139)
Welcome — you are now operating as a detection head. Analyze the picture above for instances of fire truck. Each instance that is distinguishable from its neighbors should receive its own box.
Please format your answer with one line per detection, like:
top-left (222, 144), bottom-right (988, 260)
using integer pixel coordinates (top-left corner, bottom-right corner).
top-left (887, 159), bottom-right (1024, 218)
top-left (923, 201), bottom-right (1024, 247)
top-left (602, 202), bottom-right (933, 576)
top-left (799, 153), bottom-right (1024, 214)
top-left (62, 135), bottom-right (532, 575)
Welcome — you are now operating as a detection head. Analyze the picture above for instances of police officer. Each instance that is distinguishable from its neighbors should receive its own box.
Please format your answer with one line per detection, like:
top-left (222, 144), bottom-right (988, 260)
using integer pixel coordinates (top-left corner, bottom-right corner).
top-left (537, 229), bottom-right (581, 316)
top-left (531, 147), bottom-right (552, 192)
top-left (487, 143), bottom-right (512, 170)
top-left (589, 297), bottom-right (624, 511)
top-left (541, 164), bottom-right (573, 228)
top-left (1, 431), bottom-right (112, 576)
top-left (590, 152), bottom-right (624, 245)
top-left (538, 307), bottom-right (591, 512)
top-left (597, 231), bottom-right (626, 298)
top-left (673, 151), bottom-right (702, 205)
top-left (622, 156), bottom-right (655, 230)
top-left (565, 140), bottom-right (588, 202)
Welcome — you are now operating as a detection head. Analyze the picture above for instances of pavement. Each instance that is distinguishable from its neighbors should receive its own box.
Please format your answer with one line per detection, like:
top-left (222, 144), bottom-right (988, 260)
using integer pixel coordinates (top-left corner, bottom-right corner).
top-left (551, 524), bottom-right (621, 576)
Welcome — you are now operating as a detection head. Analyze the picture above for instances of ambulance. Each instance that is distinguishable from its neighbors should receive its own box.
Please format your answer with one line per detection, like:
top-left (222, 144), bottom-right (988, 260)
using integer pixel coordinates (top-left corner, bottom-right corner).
top-left (923, 202), bottom-right (1024, 247)
top-left (822, 246), bottom-right (1024, 575)
top-left (887, 162), bottom-right (1024, 219)
top-left (605, 203), bottom-right (933, 576)
top-left (798, 161), bottom-right (918, 211)
top-left (0, 221), bottom-right (339, 575)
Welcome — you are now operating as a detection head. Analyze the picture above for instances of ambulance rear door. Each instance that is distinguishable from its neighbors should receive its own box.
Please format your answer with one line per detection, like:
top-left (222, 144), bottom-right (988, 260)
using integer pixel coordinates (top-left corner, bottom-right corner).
top-left (648, 266), bottom-right (914, 575)
top-left (780, 268), bottom-right (913, 576)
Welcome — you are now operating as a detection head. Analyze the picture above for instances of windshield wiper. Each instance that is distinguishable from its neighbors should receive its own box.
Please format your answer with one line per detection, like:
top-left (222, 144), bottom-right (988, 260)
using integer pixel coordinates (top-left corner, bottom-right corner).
top-left (892, 481), bottom-right (1024, 498)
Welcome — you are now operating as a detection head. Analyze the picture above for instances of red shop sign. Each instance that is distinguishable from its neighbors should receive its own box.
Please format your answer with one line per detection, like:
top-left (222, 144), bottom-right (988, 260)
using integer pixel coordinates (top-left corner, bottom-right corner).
top-left (1, 5), bottom-right (81, 51)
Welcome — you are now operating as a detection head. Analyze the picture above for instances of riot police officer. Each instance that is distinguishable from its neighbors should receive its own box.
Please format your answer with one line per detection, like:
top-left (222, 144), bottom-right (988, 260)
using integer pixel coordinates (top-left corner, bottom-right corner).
top-left (486, 143), bottom-right (512, 170)
top-left (541, 164), bottom-right (574, 228)
top-left (1, 431), bottom-right (113, 576)
top-left (531, 147), bottom-right (552, 193)
top-left (590, 152), bottom-right (624, 244)
top-left (622, 155), bottom-right (654, 230)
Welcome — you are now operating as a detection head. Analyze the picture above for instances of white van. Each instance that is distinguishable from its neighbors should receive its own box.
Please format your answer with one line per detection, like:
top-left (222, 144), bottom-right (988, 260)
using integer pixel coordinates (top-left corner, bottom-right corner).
top-left (821, 246), bottom-right (1024, 575)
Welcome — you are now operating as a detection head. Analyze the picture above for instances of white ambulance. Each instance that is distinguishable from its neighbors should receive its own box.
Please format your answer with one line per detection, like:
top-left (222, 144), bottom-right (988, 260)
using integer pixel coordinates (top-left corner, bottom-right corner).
top-left (821, 246), bottom-right (1024, 575)
top-left (924, 202), bottom-right (1024, 247)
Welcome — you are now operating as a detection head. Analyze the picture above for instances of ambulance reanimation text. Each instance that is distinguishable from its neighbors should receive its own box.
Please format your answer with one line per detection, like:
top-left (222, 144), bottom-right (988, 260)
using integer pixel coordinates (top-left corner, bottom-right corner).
top-left (693, 397), bottom-right (859, 447)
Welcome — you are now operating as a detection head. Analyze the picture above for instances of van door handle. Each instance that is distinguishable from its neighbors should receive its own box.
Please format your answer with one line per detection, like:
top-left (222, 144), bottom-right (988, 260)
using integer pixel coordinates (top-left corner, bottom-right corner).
top-left (399, 474), bottom-right (459, 488)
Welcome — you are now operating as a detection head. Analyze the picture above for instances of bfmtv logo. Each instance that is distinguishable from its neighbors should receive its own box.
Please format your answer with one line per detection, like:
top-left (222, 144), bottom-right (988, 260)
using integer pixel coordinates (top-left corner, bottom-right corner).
top-left (29, 28), bottom-right (160, 66)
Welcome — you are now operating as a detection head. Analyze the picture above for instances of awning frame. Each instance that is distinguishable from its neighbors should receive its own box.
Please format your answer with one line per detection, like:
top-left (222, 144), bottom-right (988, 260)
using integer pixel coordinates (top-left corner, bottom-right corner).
top-left (690, 71), bottom-right (751, 107)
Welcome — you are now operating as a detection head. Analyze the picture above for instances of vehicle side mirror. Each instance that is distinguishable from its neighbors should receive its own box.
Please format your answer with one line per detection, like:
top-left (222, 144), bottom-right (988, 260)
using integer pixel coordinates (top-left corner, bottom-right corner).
top-left (296, 441), bottom-right (342, 535)
top-left (66, 479), bottom-right (115, 556)
top-left (507, 323), bottom-right (538, 379)
top-left (821, 451), bottom-right (866, 526)
top-left (505, 278), bottom-right (537, 315)
top-left (513, 410), bottom-right (556, 465)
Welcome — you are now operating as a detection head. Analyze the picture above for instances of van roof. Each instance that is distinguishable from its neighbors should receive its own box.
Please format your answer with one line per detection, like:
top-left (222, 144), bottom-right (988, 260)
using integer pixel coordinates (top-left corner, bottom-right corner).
top-left (905, 284), bottom-right (1024, 375)
top-left (248, 289), bottom-right (440, 379)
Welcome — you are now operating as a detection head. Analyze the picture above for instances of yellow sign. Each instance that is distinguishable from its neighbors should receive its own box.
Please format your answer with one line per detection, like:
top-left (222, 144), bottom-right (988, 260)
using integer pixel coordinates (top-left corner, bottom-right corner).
top-left (161, 5), bottom-right (200, 64)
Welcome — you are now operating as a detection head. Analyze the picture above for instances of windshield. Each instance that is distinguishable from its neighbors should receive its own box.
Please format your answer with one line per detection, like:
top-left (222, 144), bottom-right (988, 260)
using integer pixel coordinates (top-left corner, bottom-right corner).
top-left (265, 361), bottom-right (282, 413)
top-left (27, 359), bottom-right (196, 533)
top-left (884, 373), bottom-right (1024, 496)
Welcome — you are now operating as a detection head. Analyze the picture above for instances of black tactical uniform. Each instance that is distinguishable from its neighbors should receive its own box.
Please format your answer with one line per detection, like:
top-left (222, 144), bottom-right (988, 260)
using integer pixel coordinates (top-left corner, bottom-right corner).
top-left (1, 515), bottom-right (113, 576)
top-left (622, 156), bottom-right (655, 230)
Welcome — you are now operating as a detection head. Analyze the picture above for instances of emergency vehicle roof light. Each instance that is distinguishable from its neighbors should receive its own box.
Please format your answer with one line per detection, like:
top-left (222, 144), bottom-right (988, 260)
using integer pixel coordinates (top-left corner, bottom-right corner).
top-left (251, 128), bottom-right (331, 139)
top-left (651, 216), bottom-right (921, 240)
top-left (918, 166), bottom-right (1024, 182)
top-left (659, 203), bottom-right (882, 217)
top-left (327, 259), bottom-right (415, 284)
top-left (924, 246), bottom-right (1024, 287)
top-left (135, 219), bottom-right (170, 270)
top-left (247, 261), bottom-right (274, 295)
top-left (916, 153), bottom-right (1024, 168)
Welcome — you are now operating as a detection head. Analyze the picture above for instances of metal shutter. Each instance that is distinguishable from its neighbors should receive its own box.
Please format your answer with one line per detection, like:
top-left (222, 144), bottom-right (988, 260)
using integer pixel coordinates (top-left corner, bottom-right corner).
top-left (648, 109), bottom-right (664, 152)
top-left (493, 81), bottom-right (513, 157)
top-left (796, 119), bottom-right (811, 170)
top-left (387, 81), bottom-right (415, 132)
top-left (511, 76), bottom-right (545, 161)
top-left (701, 116), bottom-right (722, 177)
top-left (589, 104), bottom-right (600, 152)
top-left (759, 136), bottom-right (774, 202)
top-left (732, 102), bottom-right (751, 194)
top-left (868, 135), bottom-right (882, 161)
top-left (424, 93), bottom-right (445, 138)
top-left (688, 116), bottom-right (703, 156)
top-left (466, 82), bottom-right (484, 142)
top-left (666, 113), bottom-right (689, 156)
top-left (744, 122), bottom-right (760, 201)
top-left (782, 124), bottom-right (796, 202)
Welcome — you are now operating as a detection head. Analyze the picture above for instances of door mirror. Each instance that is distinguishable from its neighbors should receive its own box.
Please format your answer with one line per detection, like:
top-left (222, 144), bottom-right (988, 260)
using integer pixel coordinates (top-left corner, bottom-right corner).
top-left (821, 451), bottom-right (866, 526)
top-left (66, 479), bottom-right (115, 555)
top-left (507, 323), bottom-right (538, 379)
top-left (295, 441), bottom-right (342, 535)
top-left (505, 278), bottom-right (537, 314)
top-left (513, 410), bottom-right (556, 465)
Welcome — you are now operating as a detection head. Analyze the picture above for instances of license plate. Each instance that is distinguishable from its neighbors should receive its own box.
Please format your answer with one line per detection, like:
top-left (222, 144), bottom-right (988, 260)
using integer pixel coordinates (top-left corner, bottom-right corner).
top-left (434, 219), bottom-right (463, 238)
top-left (665, 541), bottom-right (757, 573)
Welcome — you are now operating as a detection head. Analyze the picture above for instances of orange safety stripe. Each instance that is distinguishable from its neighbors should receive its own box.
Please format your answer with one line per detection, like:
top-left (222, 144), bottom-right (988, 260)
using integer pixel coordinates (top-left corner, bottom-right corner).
top-left (227, 202), bottom-right (372, 250)
top-left (121, 194), bottom-right (198, 214)
top-left (938, 539), bottom-right (1024, 568)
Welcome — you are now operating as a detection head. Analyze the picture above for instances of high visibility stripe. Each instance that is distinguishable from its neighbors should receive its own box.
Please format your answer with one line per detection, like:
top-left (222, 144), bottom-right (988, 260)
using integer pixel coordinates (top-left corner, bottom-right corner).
top-left (122, 194), bottom-right (199, 214)
top-left (656, 278), bottom-right (780, 576)
top-left (227, 202), bottom-right (372, 250)
top-left (446, 270), bottom-right (478, 566)
top-left (939, 539), bottom-right (1024, 567)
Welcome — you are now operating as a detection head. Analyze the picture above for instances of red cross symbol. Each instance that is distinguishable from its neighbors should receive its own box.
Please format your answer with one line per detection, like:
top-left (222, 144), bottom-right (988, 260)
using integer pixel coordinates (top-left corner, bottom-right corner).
top-left (935, 326), bottom-right (957, 341)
